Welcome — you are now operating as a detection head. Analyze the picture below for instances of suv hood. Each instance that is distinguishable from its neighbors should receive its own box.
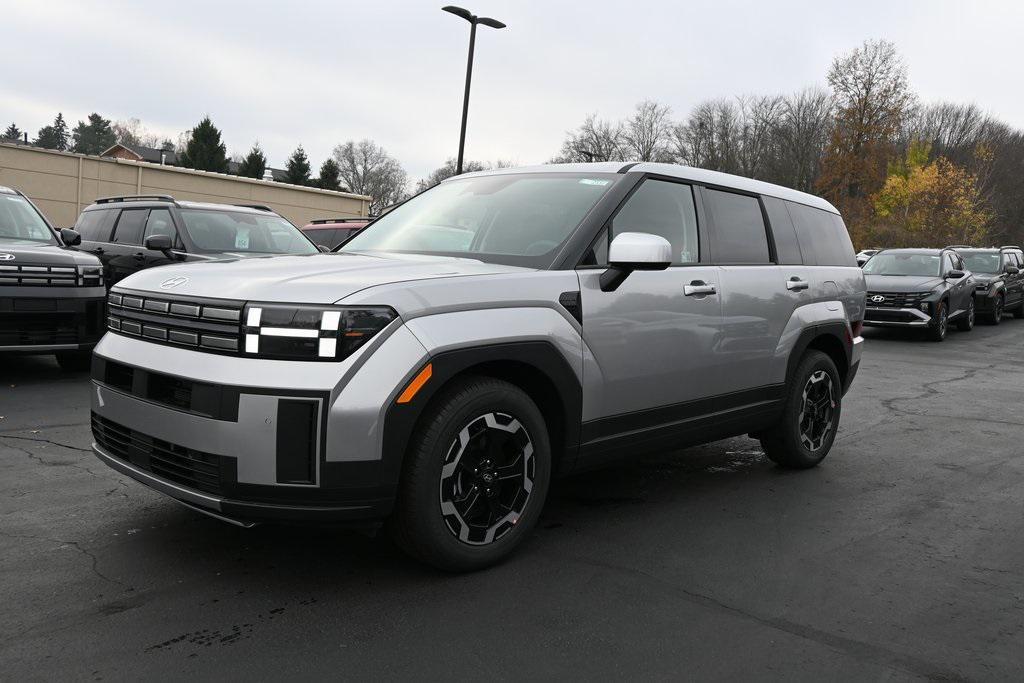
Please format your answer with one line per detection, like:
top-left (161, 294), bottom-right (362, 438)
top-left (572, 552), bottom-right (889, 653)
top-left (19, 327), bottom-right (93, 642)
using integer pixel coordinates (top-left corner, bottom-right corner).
top-left (0, 240), bottom-right (101, 267)
top-left (115, 251), bottom-right (531, 304)
top-left (864, 274), bottom-right (944, 293)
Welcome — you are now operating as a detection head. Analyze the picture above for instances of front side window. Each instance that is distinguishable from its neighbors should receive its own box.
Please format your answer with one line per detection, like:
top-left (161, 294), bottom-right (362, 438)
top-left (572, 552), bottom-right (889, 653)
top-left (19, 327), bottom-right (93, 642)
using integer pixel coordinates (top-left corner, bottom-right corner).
top-left (0, 194), bottom-right (56, 244)
top-left (603, 179), bottom-right (699, 265)
top-left (863, 253), bottom-right (941, 277)
top-left (179, 210), bottom-right (317, 254)
top-left (705, 189), bottom-right (770, 264)
top-left (144, 209), bottom-right (179, 248)
top-left (341, 173), bottom-right (618, 268)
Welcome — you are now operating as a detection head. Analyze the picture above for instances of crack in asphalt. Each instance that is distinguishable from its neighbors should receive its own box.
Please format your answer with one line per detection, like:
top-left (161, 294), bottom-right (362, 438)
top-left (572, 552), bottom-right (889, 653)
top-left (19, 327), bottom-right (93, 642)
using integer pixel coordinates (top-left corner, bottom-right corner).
top-left (0, 531), bottom-right (132, 592)
top-left (879, 363), bottom-right (996, 418)
top-left (0, 437), bottom-right (107, 481)
top-left (0, 433), bottom-right (92, 452)
top-left (564, 553), bottom-right (967, 681)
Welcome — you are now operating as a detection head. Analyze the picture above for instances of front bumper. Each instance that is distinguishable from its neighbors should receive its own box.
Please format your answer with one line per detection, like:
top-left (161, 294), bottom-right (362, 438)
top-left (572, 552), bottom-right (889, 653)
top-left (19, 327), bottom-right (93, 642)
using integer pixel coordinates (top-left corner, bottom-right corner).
top-left (0, 286), bottom-right (106, 351)
top-left (862, 306), bottom-right (933, 328)
top-left (89, 325), bottom-right (429, 525)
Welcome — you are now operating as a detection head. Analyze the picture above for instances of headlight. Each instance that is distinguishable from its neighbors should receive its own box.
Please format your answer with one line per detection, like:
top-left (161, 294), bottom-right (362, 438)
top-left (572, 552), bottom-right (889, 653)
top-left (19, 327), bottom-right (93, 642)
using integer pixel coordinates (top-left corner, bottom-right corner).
top-left (242, 303), bottom-right (396, 361)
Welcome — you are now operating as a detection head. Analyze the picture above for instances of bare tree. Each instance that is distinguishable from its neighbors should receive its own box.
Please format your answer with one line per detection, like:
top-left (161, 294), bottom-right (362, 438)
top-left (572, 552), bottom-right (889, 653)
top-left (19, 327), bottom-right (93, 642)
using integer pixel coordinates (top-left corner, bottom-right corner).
top-left (112, 118), bottom-right (166, 149)
top-left (332, 139), bottom-right (409, 215)
top-left (768, 88), bottom-right (834, 191)
top-left (622, 100), bottom-right (673, 162)
top-left (415, 158), bottom-right (487, 193)
top-left (551, 114), bottom-right (625, 163)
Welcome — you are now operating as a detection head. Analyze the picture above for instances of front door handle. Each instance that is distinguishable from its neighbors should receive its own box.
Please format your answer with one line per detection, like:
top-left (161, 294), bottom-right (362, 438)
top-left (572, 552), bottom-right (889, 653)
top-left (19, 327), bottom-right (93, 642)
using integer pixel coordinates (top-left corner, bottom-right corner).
top-left (133, 252), bottom-right (146, 261)
top-left (786, 277), bottom-right (810, 291)
top-left (684, 280), bottom-right (717, 296)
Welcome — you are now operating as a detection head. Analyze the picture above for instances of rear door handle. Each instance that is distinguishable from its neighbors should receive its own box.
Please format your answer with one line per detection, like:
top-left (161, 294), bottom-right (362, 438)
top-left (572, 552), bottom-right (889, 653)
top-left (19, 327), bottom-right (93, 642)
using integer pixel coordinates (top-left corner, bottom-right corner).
top-left (786, 277), bottom-right (810, 291)
top-left (684, 280), bottom-right (717, 296)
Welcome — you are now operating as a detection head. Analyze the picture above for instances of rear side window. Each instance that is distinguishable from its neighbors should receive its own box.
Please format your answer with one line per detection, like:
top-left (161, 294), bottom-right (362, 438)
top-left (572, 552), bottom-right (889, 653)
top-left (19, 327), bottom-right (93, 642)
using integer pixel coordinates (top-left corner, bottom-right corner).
top-left (76, 209), bottom-right (117, 242)
top-left (704, 189), bottom-right (770, 264)
top-left (787, 202), bottom-right (857, 267)
top-left (111, 209), bottom-right (149, 245)
top-left (762, 196), bottom-right (802, 265)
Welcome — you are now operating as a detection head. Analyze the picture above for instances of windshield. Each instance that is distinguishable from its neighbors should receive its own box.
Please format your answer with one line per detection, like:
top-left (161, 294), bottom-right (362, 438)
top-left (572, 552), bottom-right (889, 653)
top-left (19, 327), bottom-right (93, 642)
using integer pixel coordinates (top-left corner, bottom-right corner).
top-left (0, 193), bottom-right (56, 245)
top-left (863, 252), bottom-right (941, 277)
top-left (340, 173), bottom-right (618, 267)
top-left (179, 210), bottom-right (317, 255)
top-left (960, 252), bottom-right (1001, 274)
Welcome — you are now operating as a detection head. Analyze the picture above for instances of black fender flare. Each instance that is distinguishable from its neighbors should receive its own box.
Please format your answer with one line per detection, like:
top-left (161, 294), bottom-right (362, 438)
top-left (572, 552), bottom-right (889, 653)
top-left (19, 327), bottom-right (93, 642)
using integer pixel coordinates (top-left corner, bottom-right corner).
top-left (378, 341), bottom-right (583, 507)
top-left (785, 322), bottom-right (853, 389)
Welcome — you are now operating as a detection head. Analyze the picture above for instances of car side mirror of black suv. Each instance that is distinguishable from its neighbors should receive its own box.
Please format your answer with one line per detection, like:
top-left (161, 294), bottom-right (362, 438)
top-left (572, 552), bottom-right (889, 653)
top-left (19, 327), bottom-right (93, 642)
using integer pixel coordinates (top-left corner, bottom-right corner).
top-left (945, 269), bottom-right (966, 279)
top-left (144, 234), bottom-right (177, 259)
top-left (60, 228), bottom-right (82, 246)
top-left (1006, 265), bottom-right (1020, 275)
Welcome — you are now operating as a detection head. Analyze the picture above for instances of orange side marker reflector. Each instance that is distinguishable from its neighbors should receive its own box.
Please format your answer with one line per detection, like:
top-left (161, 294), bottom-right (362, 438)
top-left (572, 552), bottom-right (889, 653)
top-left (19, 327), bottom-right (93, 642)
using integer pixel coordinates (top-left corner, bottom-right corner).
top-left (397, 363), bottom-right (432, 404)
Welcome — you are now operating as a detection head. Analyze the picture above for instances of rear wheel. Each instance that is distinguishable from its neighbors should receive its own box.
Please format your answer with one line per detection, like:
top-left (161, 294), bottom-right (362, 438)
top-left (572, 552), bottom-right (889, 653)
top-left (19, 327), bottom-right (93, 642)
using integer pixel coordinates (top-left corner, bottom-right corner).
top-left (956, 297), bottom-right (975, 332)
top-left (928, 301), bottom-right (948, 341)
top-left (391, 376), bottom-right (551, 572)
top-left (759, 350), bottom-right (841, 469)
top-left (55, 350), bottom-right (92, 372)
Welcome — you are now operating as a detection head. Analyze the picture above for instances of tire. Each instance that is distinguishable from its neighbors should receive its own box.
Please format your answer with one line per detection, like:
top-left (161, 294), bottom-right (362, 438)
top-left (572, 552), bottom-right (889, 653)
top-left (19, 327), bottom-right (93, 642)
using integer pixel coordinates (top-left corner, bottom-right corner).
top-left (928, 300), bottom-right (948, 341)
top-left (986, 295), bottom-right (1004, 325)
top-left (55, 350), bottom-right (92, 372)
top-left (956, 296), bottom-right (975, 332)
top-left (390, 376), bottom-right (551, 572)
top-left (759, 350), bottom-right (842, 469)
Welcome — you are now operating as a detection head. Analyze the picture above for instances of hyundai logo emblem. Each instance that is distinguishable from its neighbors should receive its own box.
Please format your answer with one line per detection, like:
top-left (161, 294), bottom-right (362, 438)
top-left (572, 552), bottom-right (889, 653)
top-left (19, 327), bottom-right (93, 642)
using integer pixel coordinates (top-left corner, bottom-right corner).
top-left (160, 276), bottom-right (189, 289)
top-left (0, 252), bottom-right (14, 261)
top-left (871, 295), bottom-right (885, 303)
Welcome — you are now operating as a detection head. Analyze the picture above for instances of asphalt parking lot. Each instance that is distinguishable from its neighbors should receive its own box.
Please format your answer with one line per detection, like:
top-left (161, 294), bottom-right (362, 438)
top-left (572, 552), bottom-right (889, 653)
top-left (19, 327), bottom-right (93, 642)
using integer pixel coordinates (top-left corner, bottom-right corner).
top-left (2, 320), bottom-right (1023, 680)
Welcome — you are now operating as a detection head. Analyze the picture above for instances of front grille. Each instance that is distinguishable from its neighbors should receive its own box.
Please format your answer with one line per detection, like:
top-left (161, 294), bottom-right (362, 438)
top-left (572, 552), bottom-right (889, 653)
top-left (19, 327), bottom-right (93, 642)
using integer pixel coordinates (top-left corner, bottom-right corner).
top-left (0, 313), bottom-right (78, 345)
top-left (92, 413), bottom-right (226, 495)
top-left (864, 309), bottom-right (922, 323)
top-left (866, 291), bottom-right (929, 308)
top-left (0, 264), bottom-right (101, 287)
top-left (106, 290), bottom-right (243, 354)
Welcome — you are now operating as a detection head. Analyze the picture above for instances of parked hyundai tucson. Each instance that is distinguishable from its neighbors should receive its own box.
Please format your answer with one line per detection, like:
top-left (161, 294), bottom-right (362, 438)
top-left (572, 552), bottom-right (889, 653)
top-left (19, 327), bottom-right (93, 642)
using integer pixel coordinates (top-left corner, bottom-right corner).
top-left (862, 248), bottom-right (976, 341)
top-left (957, 246), bottom-right (1024, 323)
top-left (73, 195), bottom-right (320, 289)
top-left (0, 186), bottom-right (105, 370)
top-left (90, 163), bottom-right (865, 571)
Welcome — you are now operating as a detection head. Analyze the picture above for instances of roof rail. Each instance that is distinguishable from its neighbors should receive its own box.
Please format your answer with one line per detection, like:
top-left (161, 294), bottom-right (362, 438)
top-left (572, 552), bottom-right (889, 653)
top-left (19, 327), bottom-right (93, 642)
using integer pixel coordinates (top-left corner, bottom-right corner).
top-left (234, 204), bottom-right (275, 212)
top-left (999, 245), bottom-right (1022, 251)
top-left (944, 244), bottom-right (973, 250)
top-left (94, 194), bottom-right (178, 205)
top-left (309, 217), bottom-right (368, 224)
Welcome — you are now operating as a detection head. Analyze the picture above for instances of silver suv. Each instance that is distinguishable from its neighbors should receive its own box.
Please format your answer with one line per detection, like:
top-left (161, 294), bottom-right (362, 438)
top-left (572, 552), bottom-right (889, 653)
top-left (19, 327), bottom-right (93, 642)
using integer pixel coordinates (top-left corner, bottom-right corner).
top-left (90, 163), bottom-right (866, 570)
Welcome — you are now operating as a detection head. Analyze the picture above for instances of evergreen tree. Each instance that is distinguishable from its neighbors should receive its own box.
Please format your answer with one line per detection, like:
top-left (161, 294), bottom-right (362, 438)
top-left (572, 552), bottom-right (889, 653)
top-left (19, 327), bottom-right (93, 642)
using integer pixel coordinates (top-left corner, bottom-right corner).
top-left (35, 113), bottom-right (70, 151)
top-left (177, 116), bottom-right (229, 173)
top-left (284, 145), bottom-right (311, 185)
top-left (71, 113), bottom-right (117, 155)
top-left (317, 158), bottom-right (342, 190)
top-left (237, 143), bottom-right (267, 178)
top-left (3, 123), bottom-right (22, 141)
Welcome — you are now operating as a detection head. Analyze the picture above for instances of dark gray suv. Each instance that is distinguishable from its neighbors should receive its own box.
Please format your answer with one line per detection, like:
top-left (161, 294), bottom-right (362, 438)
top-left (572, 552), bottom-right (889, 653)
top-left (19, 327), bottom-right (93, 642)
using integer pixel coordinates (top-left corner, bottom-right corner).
top-left (957, 246), bottom-right (1024, 323)
top-left (90, 163), bottom-right (866, 570)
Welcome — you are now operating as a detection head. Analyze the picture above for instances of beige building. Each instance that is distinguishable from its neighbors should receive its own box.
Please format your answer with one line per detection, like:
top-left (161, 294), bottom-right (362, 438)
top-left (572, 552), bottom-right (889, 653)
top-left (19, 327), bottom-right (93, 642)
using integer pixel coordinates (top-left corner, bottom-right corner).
top-left (0, 142), bottom-right (371, 228)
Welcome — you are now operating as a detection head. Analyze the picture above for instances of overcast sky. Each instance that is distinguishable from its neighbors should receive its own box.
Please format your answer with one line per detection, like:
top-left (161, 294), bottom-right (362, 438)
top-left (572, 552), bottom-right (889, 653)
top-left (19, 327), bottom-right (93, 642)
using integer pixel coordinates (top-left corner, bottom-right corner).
top-left (3, 0), bottom-right (1022, 182)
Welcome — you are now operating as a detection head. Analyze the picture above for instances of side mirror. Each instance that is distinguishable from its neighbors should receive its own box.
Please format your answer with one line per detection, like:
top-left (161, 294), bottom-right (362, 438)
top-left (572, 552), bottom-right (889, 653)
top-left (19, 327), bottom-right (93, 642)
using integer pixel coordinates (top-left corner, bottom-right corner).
top-left (599, 232), bottom-right (672, 292)
top-left (60, 228), bottom-right (82, 246)
top-left (946, 269), bottom-right (966, 279)
top-left (144, 234), bottom-right (175, 258)
top-left (1006, 265), bottom-right (1020, 275)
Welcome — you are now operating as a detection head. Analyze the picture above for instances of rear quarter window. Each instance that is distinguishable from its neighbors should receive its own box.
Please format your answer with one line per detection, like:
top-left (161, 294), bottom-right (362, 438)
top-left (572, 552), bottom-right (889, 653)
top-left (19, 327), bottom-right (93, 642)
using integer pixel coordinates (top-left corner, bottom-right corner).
top-left (76, 209), bottom-right (118, 242)
top-left (787, 202), bottom-right (856, 267)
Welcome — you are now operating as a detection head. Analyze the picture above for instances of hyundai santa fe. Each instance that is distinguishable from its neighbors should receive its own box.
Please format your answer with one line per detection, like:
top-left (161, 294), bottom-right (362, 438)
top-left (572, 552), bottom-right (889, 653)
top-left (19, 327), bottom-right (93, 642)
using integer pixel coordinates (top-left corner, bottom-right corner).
top-left (90, 162), bottom-right (866, 571)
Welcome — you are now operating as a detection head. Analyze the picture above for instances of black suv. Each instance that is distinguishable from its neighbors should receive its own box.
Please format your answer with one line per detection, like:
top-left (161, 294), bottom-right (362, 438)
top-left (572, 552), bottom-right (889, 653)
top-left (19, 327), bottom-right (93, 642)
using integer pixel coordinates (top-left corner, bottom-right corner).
top-left (956, 246), bottom-right (1024, 323)
top-left (0, 186), bottom-right (105, 370)
top-left (862, 247), bottom-right (976, 341)
top-left (73, 196), bottom-right (320, 289)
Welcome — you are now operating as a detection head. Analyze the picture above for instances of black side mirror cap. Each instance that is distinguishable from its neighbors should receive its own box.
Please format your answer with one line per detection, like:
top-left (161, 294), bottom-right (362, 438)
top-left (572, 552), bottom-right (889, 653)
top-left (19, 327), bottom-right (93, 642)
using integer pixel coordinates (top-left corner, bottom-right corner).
top-left (1006, 265), bottom-right (1020, 275)
top-left (144, 234), bottom-right (180, 259)
top-left (60, 228), bottom-right (82, 246)
top-left (946, 269), bottom-right (966, 279)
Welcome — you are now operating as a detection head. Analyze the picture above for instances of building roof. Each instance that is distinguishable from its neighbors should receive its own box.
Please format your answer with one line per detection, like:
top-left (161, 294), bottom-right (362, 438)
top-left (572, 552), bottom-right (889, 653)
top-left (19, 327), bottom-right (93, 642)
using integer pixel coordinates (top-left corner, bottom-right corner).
top-left (100, 143), bottom-right (178, 165)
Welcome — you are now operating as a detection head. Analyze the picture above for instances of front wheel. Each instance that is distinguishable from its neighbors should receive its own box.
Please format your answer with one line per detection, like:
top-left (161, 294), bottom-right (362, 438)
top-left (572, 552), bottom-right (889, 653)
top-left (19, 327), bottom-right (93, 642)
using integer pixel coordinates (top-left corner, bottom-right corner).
top-left (928, 301), bottom-right (948, 341)
top-left (956, 297), bottom-right (975, 332)
top-left (759, 350), bottom-right (842, 469)
top-left (390, 376), bottom-right (551, 572)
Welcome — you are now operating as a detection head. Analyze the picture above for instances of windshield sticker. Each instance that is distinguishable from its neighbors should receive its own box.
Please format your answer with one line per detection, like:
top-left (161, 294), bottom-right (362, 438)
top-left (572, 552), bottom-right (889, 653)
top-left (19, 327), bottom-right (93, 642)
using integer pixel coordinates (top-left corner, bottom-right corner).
top-left (579, 179), bottom-right (610, 186)
top-left (235, 230), bottom-right (250, 250)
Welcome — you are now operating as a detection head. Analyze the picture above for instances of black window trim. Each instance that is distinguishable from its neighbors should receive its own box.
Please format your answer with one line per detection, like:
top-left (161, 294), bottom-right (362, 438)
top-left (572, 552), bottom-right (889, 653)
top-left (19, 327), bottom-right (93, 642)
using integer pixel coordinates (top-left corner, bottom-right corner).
top-left (697, 183), bottom-right (777, 267)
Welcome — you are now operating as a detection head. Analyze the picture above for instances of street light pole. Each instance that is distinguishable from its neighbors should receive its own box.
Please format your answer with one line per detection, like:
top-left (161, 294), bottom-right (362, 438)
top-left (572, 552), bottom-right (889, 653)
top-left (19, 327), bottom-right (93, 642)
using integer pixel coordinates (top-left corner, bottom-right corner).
top-left (442, 5), bottom-right (505, 176)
